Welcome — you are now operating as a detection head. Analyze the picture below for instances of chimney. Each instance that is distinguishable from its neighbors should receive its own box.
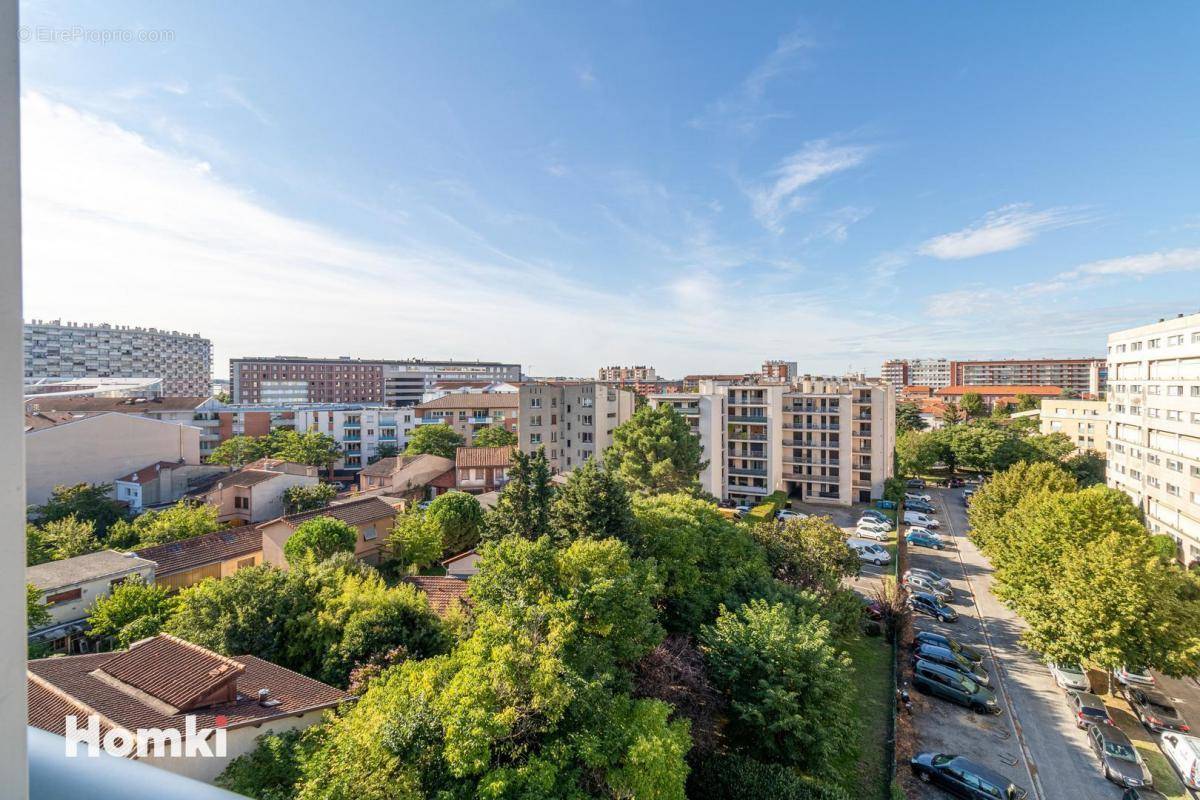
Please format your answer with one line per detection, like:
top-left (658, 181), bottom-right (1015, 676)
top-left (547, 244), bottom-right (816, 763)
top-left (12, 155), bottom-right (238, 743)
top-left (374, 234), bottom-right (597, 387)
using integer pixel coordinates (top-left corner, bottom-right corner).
top-left (258, 688), bottom-right (280, 707)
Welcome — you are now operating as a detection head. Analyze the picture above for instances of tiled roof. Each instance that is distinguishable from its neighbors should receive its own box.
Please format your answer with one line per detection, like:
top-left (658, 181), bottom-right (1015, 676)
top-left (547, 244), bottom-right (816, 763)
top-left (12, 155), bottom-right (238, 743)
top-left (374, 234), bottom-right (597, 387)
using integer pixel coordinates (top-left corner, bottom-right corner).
top-left (99, 634), bottom-right (245, 711)
top-left (455, 445), bottom-right (515, 468)
top-left (273, 496), bottom-right (398, 529)
top-left (115, 460), bottom-right (184, 484)
top-left (441, 548), bottom-right (477, 567)
top-left (28, 635), bottom-right (350, 737)
top-left (23, 410), bottom-right (75, 431)
top-left (27, 550), bottom-right (156, 592)
top-left (359, 456), bottom-right (402, 478)
top-left (24, 396), bottom-right (211, 414)
top-left (936, 385), bottom-right (1064, 397)
top-left (135, 525), bottom-right (261, 577)
top-left (402, 576), bottom-right (470, 617)
top-left (416, 393), bottom-right (518, 411)
top-left (391, 455), bottom-right (456, 491)
top-left (27, 673), bottom-right (115, 738)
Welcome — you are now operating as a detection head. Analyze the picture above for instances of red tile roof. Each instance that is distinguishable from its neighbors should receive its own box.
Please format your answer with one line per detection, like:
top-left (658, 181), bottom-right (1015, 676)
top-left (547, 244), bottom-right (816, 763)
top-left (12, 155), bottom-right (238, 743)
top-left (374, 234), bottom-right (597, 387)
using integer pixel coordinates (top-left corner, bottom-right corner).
top-left (115, 460), bottom-right (184, 484)
top-left (402, 576), bottom-right (470, 617)
top-left (135, 525), bottom-right (261, 577)
top-left (455, 445), bottom-right (515, 468)
top-left (269, 496), bottom-right (398, 529)
top-left (27, 635), bottom-right (350, 738)
top-left (98, 634), bottom-right (245, 711)
top-left (416, 393), bottom-right (518, 411)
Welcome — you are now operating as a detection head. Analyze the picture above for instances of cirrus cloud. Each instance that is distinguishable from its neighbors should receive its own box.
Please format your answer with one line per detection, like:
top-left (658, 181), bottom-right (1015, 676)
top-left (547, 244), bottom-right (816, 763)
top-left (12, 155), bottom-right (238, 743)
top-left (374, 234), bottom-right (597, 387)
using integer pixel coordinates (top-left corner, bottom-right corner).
top-left (918, 203), bottom-right (1090, 260)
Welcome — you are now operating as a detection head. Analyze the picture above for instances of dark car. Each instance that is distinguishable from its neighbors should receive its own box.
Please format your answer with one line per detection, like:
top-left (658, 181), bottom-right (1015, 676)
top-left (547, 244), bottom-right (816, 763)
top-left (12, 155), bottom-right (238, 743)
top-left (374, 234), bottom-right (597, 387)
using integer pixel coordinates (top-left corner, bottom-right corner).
top-left (911, 662), bottom-right (999, 715)
top-left (1085, 724), bottom-right (1153, 790)
top-left (1065, 691), bottom-right (1115, 729)
top-left (945, 476), bottom-right (965, 488)
top-left (908, 592), bottom-right (958, 622)
top-left (907, 478), bottom-right (927, 489)
top-left (907, 500), bottom-right (937, 514)
top-left (914, 631), bottom-right (983, 664)
top-left (1128, 688), bottom-right (1190, 733)
top-left (906, 529), bottom-right (944, 551)
top-left (912, 644), bottom-right (990, 687)
top-left (911, 753), bottom-right (1025, 798)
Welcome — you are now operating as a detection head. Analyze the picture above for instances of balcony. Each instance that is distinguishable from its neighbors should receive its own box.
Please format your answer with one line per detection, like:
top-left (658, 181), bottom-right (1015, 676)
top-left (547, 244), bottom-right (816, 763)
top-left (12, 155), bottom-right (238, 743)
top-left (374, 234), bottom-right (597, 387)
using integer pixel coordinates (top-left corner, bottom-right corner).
top-left (469, 416), bottom-right (492, 424)
top-left (418, 417), bottom-right (448, 425)
top-left (728, 431), bottom-right (767, 441)
top-left (343, 422), bottom-right (361, 429)
top-left (783, 473), bottom-right (839, 484)
top-left (728, 414), bottom-right (768, 423)
top-left (782, 422), bottom-right (839, 431)
top-left (728, 467), bottom-right (768, 477)
top-left (731, 451), bottom-right (767, 460)
top-left (726, 484), bottom-right (769, 495)
top-left (783, 456), bottom-right (839, 466)
top-left (783, 440), bottom-right (839, 449)
top-left (784, 404), bottom-right (839, 414)
top-left (343, 434), bottom-right (361, 441)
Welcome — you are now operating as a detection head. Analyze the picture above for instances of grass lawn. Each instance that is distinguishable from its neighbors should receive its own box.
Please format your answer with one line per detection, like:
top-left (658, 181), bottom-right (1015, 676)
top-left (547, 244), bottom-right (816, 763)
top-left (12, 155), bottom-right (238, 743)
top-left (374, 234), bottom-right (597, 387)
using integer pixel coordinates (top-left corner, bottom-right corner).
top-left (838, 631), bottom-right (894, 800)
top-left (1132, 740), bottom-right (1187, 800)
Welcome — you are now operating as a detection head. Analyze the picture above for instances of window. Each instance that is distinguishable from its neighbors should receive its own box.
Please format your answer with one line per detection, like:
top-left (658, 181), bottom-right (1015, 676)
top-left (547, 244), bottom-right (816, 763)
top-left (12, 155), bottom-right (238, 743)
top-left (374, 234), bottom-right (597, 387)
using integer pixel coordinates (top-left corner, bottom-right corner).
top-left (1168, 334), bottom-right (1184, 346)
top-left (1149, 338), bottom-right (1161, 348)
top-left (45, 588), bottom-right (82, 605)
top-left (363, 524), bottom-right (377, 541)
top-left (530, 433), bottom-right (542, 445)
top-left (1167, 484), bottom-right (1180, 497)
top-left (1167, 385), bottom-right (1183, 396)
top-left (237, 557), bottom-right (255, 570)
top-left (234, 495), bottom-right (249, 509)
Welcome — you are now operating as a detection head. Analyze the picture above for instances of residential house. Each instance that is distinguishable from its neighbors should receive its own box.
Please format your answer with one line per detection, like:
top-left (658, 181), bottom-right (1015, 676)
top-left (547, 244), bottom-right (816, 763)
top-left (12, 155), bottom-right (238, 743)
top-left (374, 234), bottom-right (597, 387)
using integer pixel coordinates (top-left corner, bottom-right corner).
top-left (414, 393), bottom-right (519, 446)
top-left (135, 525), bottom-right (263, 591)
top-left (24, 412), bottom-right (201, 507)
top-left (113, 460), bottom-right (228, 512)
top-left (442, 549), bottom-right (480, 578)
top-left (401, 575), bottom-right (470, 617)
top-left (27, 633), bottom-right (349, 782)
top-left (455, 446), bottom-right (514, 493)
top-left (356, 454), bottom-right (456, 499)
top-left (196, 461), bottom-right (318, 524)
top-left (259, 496), bottom-right (401, 567)
top-left (27, 550), bottom-right (156, 654)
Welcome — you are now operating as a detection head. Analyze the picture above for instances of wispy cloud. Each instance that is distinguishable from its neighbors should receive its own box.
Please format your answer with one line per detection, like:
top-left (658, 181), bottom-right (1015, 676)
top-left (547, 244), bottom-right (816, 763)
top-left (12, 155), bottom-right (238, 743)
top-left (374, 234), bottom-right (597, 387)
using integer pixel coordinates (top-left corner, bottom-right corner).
top-left (577, 66), bottom-right (596, 87)
top-left (804, 206), bottom-right (872, 245)
top-left (690, 29), bottom-right (814, 135)
top-left (215, 77), bottom-right (271, 125)
top-left (918, 203), bottom-right (1090, 260)
top-left (1061, 247), bottom-right (1200, 280)
top-left (746, 140), bottom-right (871, 232)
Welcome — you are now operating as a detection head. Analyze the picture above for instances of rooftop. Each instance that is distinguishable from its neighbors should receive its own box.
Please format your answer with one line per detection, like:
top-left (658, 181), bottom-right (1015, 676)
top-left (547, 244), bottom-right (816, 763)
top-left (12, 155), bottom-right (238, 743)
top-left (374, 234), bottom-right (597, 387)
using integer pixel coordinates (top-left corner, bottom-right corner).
top-left (416, 393), bottom-right (518, 410)
top-left (24, 396), bottom-right (212, 414)
top-left (115, 460), bottom-right (186, 484)
top-left (269, 495), bottom-right (399, 529)
top-left (402, 575), bottom-right (470, 617)
top-left (936, 385), bottom-right (1064, 396)
top-left (27, 550), bottom-right (156, 592)
top-left (135, 525), bottom-right (261, 577)
top-left (209, 468), bottom-right (285, 490)
top-left (456, 445), bottom-right (516, 468)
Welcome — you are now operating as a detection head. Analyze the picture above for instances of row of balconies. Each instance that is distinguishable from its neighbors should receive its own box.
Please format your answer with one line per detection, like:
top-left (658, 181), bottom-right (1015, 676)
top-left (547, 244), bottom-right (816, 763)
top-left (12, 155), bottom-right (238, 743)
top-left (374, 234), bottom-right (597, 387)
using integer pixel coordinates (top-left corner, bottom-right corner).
top-left (782, 422), bottom-right (839, 431)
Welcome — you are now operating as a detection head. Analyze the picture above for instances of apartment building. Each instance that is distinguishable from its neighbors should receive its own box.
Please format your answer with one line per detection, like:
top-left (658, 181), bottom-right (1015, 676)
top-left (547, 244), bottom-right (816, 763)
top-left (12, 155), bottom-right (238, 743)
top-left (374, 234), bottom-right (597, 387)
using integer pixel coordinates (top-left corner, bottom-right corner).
top-left (518, 382), bottom-right (636, 472)
top-left (231, 356), bottom-right (521, 405)
top-left (414, 393), bottom-right (519, 445)
top-left (654, 376), bottom-right (895, 507)
top-left (23, 319), bottom-right (212, 397)
top-left (291, 405), bottom-right (416, 470)
top-left (761, 360), bottom-right (798, 381)
top-left (950, 357), bottom-right (1105, 395)
top-left (1039, 398), bottom-right (1107, 454)
top-left (598, 365), bottom-right (657, 382)
top-left (880, 358), bottom-right (951, 389)
top-left (935, 384), bottom-right (1064, 411)
top-left (1106, 312), bottom-right (1200, 565)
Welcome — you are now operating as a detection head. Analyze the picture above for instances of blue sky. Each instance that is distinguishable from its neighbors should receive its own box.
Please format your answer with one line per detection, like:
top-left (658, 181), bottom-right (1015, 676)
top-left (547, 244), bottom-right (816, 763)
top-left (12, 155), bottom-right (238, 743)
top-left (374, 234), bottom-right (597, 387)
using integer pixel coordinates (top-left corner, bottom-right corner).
top-left (18, 1), bottom-right (1200, 377)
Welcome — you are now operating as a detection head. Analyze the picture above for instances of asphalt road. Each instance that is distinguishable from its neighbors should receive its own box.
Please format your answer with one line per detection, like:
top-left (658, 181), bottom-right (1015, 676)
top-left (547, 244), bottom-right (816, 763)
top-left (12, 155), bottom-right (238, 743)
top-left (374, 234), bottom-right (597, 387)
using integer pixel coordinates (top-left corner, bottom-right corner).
top-left (904, 488), bottom-right (1131, 800)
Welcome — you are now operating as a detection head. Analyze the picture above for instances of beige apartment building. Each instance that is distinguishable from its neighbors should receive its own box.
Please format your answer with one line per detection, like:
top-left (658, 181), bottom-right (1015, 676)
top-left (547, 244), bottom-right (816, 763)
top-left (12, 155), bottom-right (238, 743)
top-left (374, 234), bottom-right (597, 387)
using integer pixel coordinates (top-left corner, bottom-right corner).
top-left (1106, 312), bottom-right (1200, 564)
top-left (414, 393), bottom-right (518, 446)
top-left (653, 375), bottom-right (895, 507)
top-left (518, 382), bottom-right (636, 472)
top-left (1039, 398), bottom-right (1106, 454)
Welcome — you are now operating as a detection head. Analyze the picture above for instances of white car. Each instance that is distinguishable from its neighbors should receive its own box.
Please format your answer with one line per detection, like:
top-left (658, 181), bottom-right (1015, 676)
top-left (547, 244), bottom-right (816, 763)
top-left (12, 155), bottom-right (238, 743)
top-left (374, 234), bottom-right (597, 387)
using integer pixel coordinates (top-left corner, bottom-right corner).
top-left (854, 525), bottom-right (889, 541)
top-left (776, 509), bottom-right (807, 521)
top-left (847, 539), bottom-right (891, 566)
top-left (907, 526), bottom-right (943, 542)
top-left (1160, 732), bottom-right (1200, 790)
top-left (903, 510), bottom-right (939, 528)
top-left (1114, 666), bottom-right (1156, 687)
top-left (856, 518), bottom-right (892, 532)
top-left (905, 492), bottom-right (933, 503)
top-left (1048, 662), bottom-right (1090, 692)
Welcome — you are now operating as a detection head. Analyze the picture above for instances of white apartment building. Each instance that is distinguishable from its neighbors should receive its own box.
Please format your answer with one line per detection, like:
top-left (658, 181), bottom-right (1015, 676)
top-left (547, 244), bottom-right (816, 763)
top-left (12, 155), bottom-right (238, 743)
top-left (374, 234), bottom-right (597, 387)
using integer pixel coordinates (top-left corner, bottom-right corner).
top-left (24, 319), bottom-right (212, 397)
top-left (518, 382), bottom-right (636, 472)
top-left (880, 358), bottom-right (951, 389)
top-left (648, 389), bottom-right (727, 498)
top-left (1106, 312), bottom-right (1200, 564)
top-left (654, 376), bottom-right (896, 507)
top-left (597, 365), bottom-right (657, 382)
top-left (291, 405), bottom-right (416, 470)
top-left (1039, 398), bottom-right (1106, 454)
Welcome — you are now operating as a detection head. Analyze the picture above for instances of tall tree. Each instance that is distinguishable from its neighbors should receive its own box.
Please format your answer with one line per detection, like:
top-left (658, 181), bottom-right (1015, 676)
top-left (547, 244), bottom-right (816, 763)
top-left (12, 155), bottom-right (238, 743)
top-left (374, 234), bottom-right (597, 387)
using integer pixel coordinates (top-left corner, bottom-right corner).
top-left (605, 404), bottom-right (706, 495)
top-left (385, 509), bottom-right (442, 571)
top-left (404, 424), bottom-right (465, 459)
top-left (1016, 393), bottom-right (1041, 412)
top-left (283, 483), bottom-right (338, 514)
top-left (368, 442), bottom-right (399, 463)
top-left (1063, 450), bottom-right (1106, 487)
top-left (967, 460), bottom-right (1077, 553)
top-left (206, 435), bottom-right (269, 468)
top-left (32, 483), bottom-right (126, 537)
top-left (550, 459), bottom-right (635, 543)
top-left (425, 491), bottom-right (484, 555)
top-left (106, 501), bottom-right (223, 549)
top-left (29, 515), bottom-right (100, 561)
top-left (895, 430), bottom-right (940, 476)
top-left (471, 425), bottom-right (517, 448)
top-left (485, 447), bottom-right (553, 540)
top-left (283, 516), bottom-right (359, 565)
top-left (747, 515), bottom-right (860, 596)
top-left (895, 402), bottom-right (927, 433)
top-left (272, 431), bottom-right (344, 479)
top-left (959, 392), bottom-right (985, 419)
top-left (87, 575), bottom-right (177, 648)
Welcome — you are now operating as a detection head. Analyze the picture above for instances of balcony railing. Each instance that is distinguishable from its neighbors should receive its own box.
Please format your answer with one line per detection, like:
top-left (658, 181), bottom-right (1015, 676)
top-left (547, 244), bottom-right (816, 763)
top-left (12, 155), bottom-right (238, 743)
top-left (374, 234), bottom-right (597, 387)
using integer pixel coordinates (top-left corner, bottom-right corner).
top-left (728, 431), bottom-right (768, 441)
top-left (731, 451), bottom-right (767, 460)
top-left (782, 422), bottom-right (840, 431)
top-left (783, 457), bottom-right (839, 466)
top-left (343, 434), bottom-right (361, 441)
top-left (728, 467), bottom-right (768, 477)
top-left (783, 440), bottom-right (839, 449)
top-left (783, 473), bottom-right (839, 484)
top-left (728, 414), bottom-right (768, 423)
top-left (726, 484), bottom-right (769, 495)
top-left (784, 405), bottom-right (839, 413)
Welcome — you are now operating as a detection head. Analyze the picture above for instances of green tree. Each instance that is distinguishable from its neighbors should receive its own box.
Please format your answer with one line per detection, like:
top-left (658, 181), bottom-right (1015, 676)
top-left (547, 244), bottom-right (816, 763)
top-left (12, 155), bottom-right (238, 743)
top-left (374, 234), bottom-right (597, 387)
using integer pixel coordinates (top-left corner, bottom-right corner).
top-left (284, 516), bottom-right (359, 565)
top-left (404, 424), bottom-right (465, 459)
top-left (425, 492), bottom-right (484, 555)
top-left (26, 523), bottom-right (52, 566)
top-left (107, 501), bottom-right (223, 549)
top-left (940, 401), bottom-right (963, 426)
top-left (747, 516), bottom-right (860, 596)
top-left (27, 583), bottom-right (51, 630)
top-left (1025, 432), bottom-right (1075, 462)
top-left (386, 509), bottom-right (443, 571)
top-left (1016, 394), bottom-right (1041, 412)
top-left (894, 430), bottom-right (941, 476)
top-left (1063, 450), bottom-right (1106, 487)
top-left (550, 459), bottom-right (635, 543)
top-left (688, 754), bottom-right (851, 800)
top-left (991, 400), bottom-right (1013, 418)
top-left (959, 392), bottom-right (985, 419)
top-left (485, 447), bottom-right (553, 541)
top-left (605, 404), bottom-right (706, 495)
top-left (87, 575), bottom-right (177, 648)
top-left (32, 514), bottom-right (100, 561)
top-left (895, 402), bottom-right (926, 433)
top-left (272, 431), bottom-right (344, 479)
top-left (967, 460), bottom-right (1077, 553)
top-left (216, 729), bottom-right (313, 800)
top-left (207, 435), bottom-right (270, 468)
top-left (283, 483), bottom-right (338, 514)
top-left (32, 483), bottom-right (125, 537)
top-left (471, 426), bottom-right (517, 448)
top-left (700, 599), bottom-right (855, 776)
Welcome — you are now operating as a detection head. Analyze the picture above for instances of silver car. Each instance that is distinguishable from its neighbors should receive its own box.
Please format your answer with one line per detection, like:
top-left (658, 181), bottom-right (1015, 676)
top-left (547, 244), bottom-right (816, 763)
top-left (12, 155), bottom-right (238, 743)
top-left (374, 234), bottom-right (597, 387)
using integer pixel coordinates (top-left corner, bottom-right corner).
top-left (1049, 663), bottom-right (1091, 692)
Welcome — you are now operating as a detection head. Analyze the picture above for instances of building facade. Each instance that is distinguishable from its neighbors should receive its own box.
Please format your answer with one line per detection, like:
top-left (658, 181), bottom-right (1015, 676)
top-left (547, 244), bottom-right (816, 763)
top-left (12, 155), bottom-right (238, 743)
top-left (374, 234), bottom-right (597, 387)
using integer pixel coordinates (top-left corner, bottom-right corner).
top-left (597, 365), bottom-right (657, 382)
top-left (647, 390), bottom-right (727, 498)
top-left (761, 360), bottom-right (799, 381)
top-left (230, 356), bottom-right (521, 405)
top-left (1039, 398), bottom-right (1107, 454)
top-left (880, 358), bottom-right (951, 389)
top-left (1106, 312), bottom-right (1200, 565)
top-left (950, 357), bottom-right (1105, 395)
top-left (291, 405), bottom-right (416, 470)
top-left (935, 384), bottom-right (1064, 411)
top-left (23, 319), bottom-right (211, 397)
top-left (414, 393), bottom-right (519, 445)
top-left (518, 382), bottom-right (636, 472)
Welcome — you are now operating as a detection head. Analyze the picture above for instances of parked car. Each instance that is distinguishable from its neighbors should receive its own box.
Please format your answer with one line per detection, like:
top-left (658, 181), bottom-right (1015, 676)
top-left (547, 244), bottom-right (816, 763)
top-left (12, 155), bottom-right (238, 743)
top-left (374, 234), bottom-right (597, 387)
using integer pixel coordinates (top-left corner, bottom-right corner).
top-left (904, 573), bottom-right (952, 601)
top-left (776, 509), bottom-right (806, 521)
top-left (1065, 690), bottom-right (1115, 729)
top-left (906, 529), bottom-right (944, 550)
top-left (908, 592), bottom-right (958, 622)
top-left (854, 525), bottom-right (889, 542)
top-left (1049, 663), bottom-right (1091, 692)
top-left (876, 499), bottom-right (898, 510)
top-left (1114, 666), bottom-right (1156, 688)
top-left (910, 753), bottom-right (1025, 798)
top-left (906, 567), bottom-right (951, 591)
top-left (1085, 723), bottom-right (1153, 790)
top-left (911, 662), bottom-right (999, 714)
top-left (915, 630), bottom-right (982, 664)
top-left (1159, 732), bottom-right (1200, 790)
top-left (907, 478), bottom-right (927, 489)
top-left (860, 509), bottom-right (891, 522)
top-left (861, 596), bottom-right (884, 621)
top-left (903, 510), bottom-right (940, 528)
top-left (908, 525), bottom-right (943, 540)
top-left (1127, 687), bottom-right (1189, 733)
top-left (907, 499), bottom-right (937, 514)
top-left (905, 492), bottom-right (933, 503)
top-left (857, 516), bottom-right (893, 531)
top-left (912, 644), bottom-right (990, 687)
top-left (945, 476), bottom-right (965, 488)
top-left (848, 539), bottom-right (891, 566)
top-left (734, 505), bottom-right (752, 515)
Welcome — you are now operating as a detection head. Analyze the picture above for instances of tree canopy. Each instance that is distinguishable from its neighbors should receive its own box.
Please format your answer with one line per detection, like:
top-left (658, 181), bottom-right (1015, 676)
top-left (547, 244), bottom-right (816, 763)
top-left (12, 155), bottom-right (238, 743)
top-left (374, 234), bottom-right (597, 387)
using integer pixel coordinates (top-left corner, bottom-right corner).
top-left (895, 402), bottom-right (926, 433)
top-left (283, 483), bottom-right (338, 514)
top-left (106, 501), bottom-right (223, 549)
top-left (425, 492), bottom-right (484, 555)
top-left (87, 575), bottom-right (177, 648)
top-left (471, 426), bottom-right (517, 448)
top-left (550, 459), bottom-right (635, 544)
top-left (404, 424), bottom-right (465, 459)
top-left (284, 516), bottom-right (359, 565)
top-left (485, 447), bottom-right (553, 541)
top-left (26, 515), bottom-right (98, 563)
top-left (747, 515), bottom-right (860, 596)
top-left (31, 483), bottom-right (126, 537)
top-left (605, 404), bottom-right (706, 495)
